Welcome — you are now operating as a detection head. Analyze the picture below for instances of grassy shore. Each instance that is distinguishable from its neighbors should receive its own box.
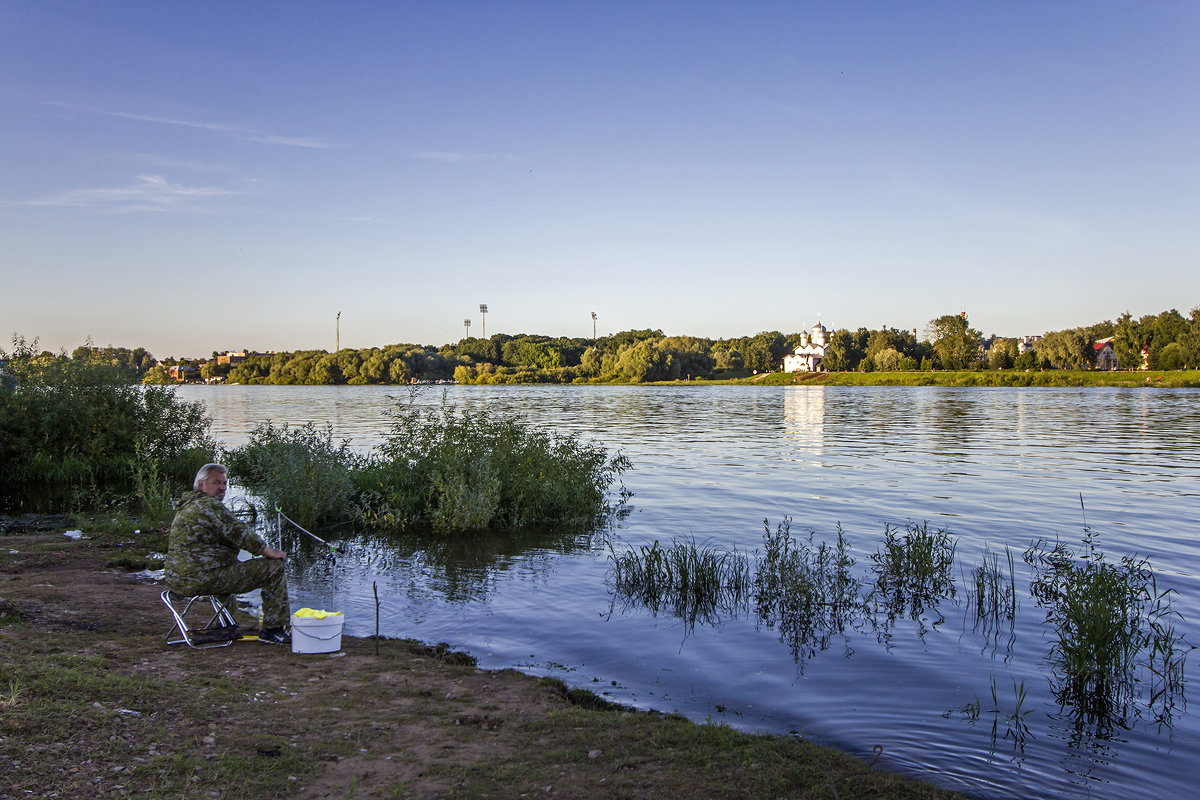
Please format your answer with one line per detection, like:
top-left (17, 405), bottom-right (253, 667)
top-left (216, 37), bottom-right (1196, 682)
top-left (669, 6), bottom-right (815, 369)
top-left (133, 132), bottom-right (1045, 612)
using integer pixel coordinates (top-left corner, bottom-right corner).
top-left (0, 518), bottom-right (971, 800)
top-left (659, 369), bottom-right (1200, 388)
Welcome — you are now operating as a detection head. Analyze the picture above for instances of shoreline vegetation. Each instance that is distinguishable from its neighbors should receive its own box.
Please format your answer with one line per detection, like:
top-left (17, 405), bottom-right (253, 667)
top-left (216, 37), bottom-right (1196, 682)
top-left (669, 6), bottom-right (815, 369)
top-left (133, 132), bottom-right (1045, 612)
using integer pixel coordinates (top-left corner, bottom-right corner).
top-left (0, 526), bottom-right (970, 799)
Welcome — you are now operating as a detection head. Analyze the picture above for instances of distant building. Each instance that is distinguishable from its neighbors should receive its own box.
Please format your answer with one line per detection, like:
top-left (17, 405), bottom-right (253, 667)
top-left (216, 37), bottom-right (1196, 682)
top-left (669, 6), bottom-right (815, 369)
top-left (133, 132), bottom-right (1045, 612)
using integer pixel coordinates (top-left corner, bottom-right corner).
top-left (1092, 337), bottom-right (1118, 370)
top-left (1017, 335), bottom-right (1041, 354)
top-left (783, 321), bottom-right (828, 372)
top-left (217, 351), bottom-right (248, 366)
top-left (167, 364), bottom-right (196, 382)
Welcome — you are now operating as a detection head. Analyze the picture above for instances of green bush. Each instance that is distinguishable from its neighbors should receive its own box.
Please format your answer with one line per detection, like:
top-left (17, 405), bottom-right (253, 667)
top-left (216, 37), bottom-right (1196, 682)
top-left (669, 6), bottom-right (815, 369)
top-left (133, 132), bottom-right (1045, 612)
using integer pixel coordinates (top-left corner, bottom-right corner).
top-left (221, 396), bottom-right (629, 535)
top-left (0, 337), bottom-right (213, 512)
top-left (354, 396), bottom-right (630, 533)
top-left (223, 421), bottom-right (360, 529)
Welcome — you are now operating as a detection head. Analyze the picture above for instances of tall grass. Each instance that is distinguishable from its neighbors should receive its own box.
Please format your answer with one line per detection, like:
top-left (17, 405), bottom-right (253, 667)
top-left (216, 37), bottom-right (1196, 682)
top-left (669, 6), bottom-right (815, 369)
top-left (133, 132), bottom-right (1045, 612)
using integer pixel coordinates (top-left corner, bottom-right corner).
top-left (131, 443), bottom-right (177, 524)
top-left (1024, 505), bottom-right (1193, 728)
top-left (869, 521), bottom-right (957, 631)
top-left (0, 336), bottom-right (213, 512)
top-left (606, 509), bottom-right (1189, 731)
top-left (754, 518), bottom-right (864, 662)
top-left (952, 676), bottom-right (1034, 751)
top-left (608, 537), bottom-right (751, 628)
top-left (967, 545), bottom-right (1018, 623)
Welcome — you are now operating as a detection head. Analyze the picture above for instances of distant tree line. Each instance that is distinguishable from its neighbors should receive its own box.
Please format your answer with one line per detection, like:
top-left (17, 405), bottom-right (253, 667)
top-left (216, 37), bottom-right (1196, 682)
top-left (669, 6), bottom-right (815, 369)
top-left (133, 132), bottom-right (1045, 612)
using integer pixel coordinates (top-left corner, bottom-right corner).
top-left (7, 306), bottom-right (1198, 389)
top-left (147, 307), bottom-right (1195, 385)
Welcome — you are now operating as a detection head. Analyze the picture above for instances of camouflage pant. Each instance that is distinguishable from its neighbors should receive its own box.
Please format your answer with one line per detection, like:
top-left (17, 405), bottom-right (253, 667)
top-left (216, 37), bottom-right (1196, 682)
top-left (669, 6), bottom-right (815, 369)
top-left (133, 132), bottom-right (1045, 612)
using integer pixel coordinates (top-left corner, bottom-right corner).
top-left (167, 558), bottom-right (290, 629)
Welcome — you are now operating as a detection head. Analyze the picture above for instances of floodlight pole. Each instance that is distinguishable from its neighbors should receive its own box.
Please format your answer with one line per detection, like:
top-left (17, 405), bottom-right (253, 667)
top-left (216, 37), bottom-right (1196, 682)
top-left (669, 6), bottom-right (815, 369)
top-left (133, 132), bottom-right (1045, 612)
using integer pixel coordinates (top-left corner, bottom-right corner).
top-left (336, 311), bottom-right (341, 352)
top-left (464, 318), bottom-right (471, 338)
top-left (591, 311), bottom-right (597, 340)
top-left (479, 304), bottom-right (488, 339)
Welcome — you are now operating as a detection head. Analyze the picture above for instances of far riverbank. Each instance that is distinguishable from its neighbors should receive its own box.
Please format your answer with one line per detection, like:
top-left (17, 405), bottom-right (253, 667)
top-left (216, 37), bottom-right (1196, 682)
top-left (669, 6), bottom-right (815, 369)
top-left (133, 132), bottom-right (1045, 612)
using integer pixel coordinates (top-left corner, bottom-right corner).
top-left (676, 368), bottom-right (1200, 388)
top-left (180, 369), bottom-right (1200, 389)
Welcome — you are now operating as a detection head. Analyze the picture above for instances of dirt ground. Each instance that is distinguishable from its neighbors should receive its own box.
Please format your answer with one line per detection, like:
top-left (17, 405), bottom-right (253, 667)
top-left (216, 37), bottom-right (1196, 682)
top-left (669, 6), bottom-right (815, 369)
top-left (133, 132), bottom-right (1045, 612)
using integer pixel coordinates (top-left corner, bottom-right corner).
top-left (0, 529), bottom-right (967, 800)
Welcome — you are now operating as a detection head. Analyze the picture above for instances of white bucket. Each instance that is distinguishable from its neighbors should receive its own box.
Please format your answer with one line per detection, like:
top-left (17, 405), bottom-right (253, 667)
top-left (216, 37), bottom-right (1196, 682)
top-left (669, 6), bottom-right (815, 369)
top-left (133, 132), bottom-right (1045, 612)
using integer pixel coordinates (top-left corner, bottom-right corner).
top-left (290, 612), bottom-right (344, 654)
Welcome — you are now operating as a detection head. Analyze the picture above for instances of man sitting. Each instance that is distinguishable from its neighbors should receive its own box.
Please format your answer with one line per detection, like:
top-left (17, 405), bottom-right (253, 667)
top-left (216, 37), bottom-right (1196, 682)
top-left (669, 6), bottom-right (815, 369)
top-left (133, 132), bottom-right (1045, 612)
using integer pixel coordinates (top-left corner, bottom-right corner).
top-left (164, 463), bottom-right (292, 645)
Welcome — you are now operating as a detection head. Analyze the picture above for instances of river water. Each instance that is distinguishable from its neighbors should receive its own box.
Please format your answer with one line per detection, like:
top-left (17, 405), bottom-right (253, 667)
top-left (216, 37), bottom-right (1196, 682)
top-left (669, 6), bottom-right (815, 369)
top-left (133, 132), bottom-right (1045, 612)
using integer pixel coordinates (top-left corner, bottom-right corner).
top-left (177, 384), bottom-right (1200, 799)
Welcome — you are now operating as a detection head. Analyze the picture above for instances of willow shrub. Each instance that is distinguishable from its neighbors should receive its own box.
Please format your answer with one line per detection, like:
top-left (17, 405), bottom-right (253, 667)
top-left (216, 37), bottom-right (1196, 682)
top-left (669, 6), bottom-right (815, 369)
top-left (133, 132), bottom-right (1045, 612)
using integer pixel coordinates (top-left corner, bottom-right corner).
top-left (354, 398), bottom-right (630, 533)
top-left (223, 421), bottom-right (361, 529)
top-left (0, 337), bottom-right (213, 512)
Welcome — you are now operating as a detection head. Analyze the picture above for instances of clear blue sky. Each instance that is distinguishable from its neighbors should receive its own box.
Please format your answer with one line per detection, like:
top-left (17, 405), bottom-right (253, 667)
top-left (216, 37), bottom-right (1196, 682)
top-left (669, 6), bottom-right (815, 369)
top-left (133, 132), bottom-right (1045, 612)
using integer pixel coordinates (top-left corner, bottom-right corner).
top-left (3, 1), bottom-right (1197, 358)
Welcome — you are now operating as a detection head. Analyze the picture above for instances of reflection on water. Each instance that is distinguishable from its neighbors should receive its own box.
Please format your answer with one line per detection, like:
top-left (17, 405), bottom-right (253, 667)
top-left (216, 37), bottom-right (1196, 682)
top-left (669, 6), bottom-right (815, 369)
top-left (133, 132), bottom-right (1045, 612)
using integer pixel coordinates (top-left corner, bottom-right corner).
top-left (782, 386), bottom-right (826, 455)
top-left (179, 384), bottom-right (1200, 800)
top-left (283, 524), bottom-right (604, 606)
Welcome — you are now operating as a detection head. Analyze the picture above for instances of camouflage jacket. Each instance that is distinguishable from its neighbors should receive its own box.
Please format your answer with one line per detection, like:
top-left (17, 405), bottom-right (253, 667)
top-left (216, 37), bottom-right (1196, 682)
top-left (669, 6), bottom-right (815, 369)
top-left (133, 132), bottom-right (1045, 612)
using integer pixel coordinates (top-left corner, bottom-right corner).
top-left (164, 490), bottom-right (267, 583)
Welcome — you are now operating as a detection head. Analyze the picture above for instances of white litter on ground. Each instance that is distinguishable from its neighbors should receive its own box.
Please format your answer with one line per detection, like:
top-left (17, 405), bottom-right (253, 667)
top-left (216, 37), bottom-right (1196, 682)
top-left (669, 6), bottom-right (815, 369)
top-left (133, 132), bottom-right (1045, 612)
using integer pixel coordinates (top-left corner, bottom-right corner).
top-left (63, 530), bottom-right (87, 540)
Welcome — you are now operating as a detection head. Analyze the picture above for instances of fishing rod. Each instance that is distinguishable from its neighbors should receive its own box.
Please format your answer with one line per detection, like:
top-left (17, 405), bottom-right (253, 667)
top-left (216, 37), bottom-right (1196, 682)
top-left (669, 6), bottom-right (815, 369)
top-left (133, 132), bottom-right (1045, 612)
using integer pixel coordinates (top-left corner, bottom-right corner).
top-left (276, 507), bottom-right (343, 559)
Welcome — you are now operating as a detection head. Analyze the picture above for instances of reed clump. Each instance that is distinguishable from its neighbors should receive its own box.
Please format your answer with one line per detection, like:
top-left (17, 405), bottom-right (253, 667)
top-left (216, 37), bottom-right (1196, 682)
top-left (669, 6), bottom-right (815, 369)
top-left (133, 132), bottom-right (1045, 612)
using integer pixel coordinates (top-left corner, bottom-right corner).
top-left (967, 545), bottom-right (1018, 623)
top-left (355, 396), bottom-right (630, 533)
top-left (869, 520), bottom-right (957, 625)
top-left (754, 518), bottom-right (864, 661)
top-left (1024, 522), bottom-right (1193, 727)
top-left (608, 537), bottom-right (751, 627)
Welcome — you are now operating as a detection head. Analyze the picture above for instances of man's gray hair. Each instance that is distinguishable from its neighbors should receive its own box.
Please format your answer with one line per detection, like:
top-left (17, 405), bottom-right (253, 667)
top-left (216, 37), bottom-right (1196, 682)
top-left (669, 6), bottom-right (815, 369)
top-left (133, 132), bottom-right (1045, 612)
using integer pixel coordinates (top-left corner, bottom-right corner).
top-left (193, 463), bottom-right (228, 490)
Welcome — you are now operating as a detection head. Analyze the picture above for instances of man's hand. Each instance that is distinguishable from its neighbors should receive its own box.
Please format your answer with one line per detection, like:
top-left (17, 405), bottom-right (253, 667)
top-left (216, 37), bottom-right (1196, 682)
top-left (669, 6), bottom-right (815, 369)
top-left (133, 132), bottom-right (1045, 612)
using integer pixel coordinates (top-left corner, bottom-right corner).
top-left (261, 547), bottom-right (287, 561)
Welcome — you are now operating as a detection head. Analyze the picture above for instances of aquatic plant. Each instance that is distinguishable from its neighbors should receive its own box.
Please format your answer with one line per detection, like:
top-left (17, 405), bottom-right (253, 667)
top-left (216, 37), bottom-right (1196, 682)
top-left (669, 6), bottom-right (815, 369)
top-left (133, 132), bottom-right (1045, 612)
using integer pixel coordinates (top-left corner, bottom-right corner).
top-left (949, 676), bottom-right (1034, 752)
top-left (1024, 506), bottom-right (1193, 730)
top-left (608, 537), bottom-right (751, 628)
top-left (224, 421), bottom-right (361, 528)
top-left (356, 393), bottom-right (630, 533)
top-left (967, 546), bottom-right (1017, 622)
top-left (962, 545), bottom-right (1019, 660)
top-left (754, 518), bottom-right (864, 663)
top-left (868, 521), bottom-right (957, 638)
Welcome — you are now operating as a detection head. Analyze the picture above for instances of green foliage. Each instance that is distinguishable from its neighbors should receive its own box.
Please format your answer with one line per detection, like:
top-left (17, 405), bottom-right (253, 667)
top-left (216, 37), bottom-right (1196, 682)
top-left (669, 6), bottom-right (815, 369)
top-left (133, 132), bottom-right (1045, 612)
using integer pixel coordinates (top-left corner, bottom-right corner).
top-left (608, 537), bottom-right (752, 628)
top-left (1112, 307), bottom-right (1200, 371)
top-left (1156, 341), bottom-right (1185, 370)
top-left (927, 314), bottom-right (983, 370)
top-left (869, 521), bottom-right (957, 633)
top-left (987, 338), bottom-right (1018, 370)
top-left (863, 326), bottom-right (921, 371)
top-left (69, 343), bottom-right (155, 380)
top-left (0, 335), bottom-right (213, 512)
top-left (1035, 328), bottom-right (1094, 369)
top-left (223, 421), bottom-right (361, 529)
top-left (754, 518), bottom-right (864, 661)
top-left (1024, 506), bottom-right (1192, 727)
top-left (225, 344), bottom-right (459, 385)
top-left (822, 328), bottom-right (867, 371)
top-left (354, 394), bottom-right (631, 533)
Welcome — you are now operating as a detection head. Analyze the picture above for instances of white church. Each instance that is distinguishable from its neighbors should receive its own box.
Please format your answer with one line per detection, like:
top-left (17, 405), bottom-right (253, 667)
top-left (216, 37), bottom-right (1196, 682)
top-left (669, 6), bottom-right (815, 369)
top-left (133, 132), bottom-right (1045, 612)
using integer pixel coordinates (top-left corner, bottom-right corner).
top-left (782, 321), bottom-right (829, 373)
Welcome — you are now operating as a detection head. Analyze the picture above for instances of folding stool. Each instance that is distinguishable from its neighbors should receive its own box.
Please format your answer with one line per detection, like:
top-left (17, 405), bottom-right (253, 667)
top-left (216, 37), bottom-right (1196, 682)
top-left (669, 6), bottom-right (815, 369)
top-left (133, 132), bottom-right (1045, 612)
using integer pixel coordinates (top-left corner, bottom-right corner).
top-left (161, 590), bottom-right (241, 648)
